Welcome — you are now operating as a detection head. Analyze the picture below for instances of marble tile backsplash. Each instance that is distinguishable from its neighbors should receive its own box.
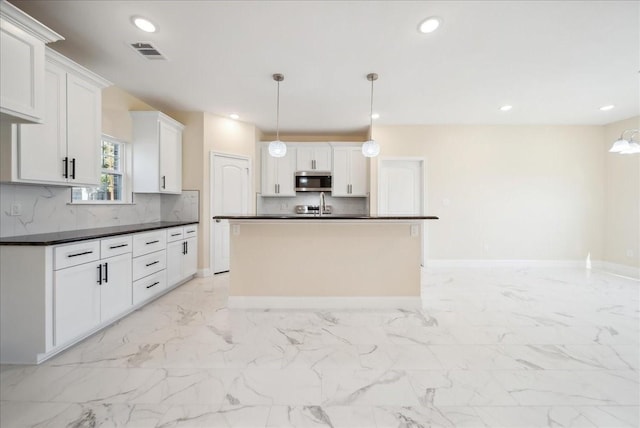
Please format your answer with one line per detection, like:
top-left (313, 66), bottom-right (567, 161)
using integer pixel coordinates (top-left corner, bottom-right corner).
top-left (0, 184), bottom-right (199, 237)
top-left (257, 193), bottom-right (369, 216)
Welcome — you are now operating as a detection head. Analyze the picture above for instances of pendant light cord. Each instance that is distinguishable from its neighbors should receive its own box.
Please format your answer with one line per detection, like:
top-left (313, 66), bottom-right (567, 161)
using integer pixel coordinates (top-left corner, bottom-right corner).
top-left (276, 79), bottom-right (280, 141)
top-left (369, 77), bottom-right (374, 133)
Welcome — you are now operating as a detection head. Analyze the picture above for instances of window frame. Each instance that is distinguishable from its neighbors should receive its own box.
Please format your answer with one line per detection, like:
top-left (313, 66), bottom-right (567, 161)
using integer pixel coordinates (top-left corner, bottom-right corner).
top-left (70, 134), bottom-right (133, 205)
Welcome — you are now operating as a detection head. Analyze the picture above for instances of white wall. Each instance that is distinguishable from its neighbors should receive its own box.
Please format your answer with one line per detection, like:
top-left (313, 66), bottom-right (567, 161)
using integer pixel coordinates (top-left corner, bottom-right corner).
top-left (371, 125), bottom-right (606, 262)
top-left (604, 116), bottom-right (640, 276)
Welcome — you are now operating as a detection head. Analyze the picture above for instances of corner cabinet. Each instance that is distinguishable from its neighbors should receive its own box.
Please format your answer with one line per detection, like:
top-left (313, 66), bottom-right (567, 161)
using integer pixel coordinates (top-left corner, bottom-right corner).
top-left (332, 145), bottom-right (369, 197)
top-left (0, 48), bottom-right (111, 186)
top-left (0, 1), bottom-right (63, 123)
top-left (261, 142), bottom-right (296, 196)
top-left (131, 111), bottom-right (184, 194)
top-left (295, 143), bottom-right (332, 171)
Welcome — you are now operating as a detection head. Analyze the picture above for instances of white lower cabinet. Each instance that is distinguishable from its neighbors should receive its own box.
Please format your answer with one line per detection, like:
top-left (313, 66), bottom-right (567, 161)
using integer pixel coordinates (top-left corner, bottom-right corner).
top-left (166, 226), bottom-right (197, 286)
top-left (0, 223), bottom-right (198, 364)
top-left (54, 260), bottom-right (101, 346)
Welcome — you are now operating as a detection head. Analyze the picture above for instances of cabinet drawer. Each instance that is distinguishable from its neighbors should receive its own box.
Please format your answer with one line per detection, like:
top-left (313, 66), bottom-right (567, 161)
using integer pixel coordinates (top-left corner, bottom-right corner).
top-left (167, 227), bottom-right (184, 242)
top-left (133, 230), bottom-right (167, 257)
top-left (133, 270), bottom-right (166, 305)
top-left (184, 225), bottom-right (198, 238)
top-left (100, 235), bottom-right (132, 258)
top-left (54, 240), bottom-right (100, 270)
top-left (133, 250), bottom-right (166, 281)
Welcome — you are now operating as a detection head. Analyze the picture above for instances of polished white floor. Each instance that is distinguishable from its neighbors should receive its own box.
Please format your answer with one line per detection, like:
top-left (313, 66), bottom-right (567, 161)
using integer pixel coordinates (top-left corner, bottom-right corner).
top-left (1, 267), bottom-right (638, 427)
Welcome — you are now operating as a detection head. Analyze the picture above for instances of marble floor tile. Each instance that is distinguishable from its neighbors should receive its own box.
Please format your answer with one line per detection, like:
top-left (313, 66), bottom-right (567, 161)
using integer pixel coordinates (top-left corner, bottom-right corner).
top-left (1, 266), bottom-right (638, 427)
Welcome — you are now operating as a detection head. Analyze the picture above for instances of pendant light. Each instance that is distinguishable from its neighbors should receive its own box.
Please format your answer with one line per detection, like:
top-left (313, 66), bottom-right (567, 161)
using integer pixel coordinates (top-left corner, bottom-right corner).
top-left (609, 129), bottom-right (639, 154)
top-left (362, 73), bottom-right (380, 157)
top-left (268, 73), bottom-right (287, 158)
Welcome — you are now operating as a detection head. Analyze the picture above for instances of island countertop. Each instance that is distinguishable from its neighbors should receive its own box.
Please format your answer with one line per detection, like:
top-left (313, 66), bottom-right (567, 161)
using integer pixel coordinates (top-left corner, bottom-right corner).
top-left (214, 215), bottom-right (439, 220)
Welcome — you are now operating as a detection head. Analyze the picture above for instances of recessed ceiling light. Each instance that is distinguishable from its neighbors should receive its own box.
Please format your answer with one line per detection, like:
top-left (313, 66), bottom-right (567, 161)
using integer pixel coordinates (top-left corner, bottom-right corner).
top-left (371, 113), bottom-right (380, 120)
top-left (229, 113), bottom-right (240, 120)
top-left (418, 17), bottom-right (441, 34)
top-left (133, 17), bottom-right (156, 33)
top-left (599, 104), bottom-right (615, 111)
top-left (499, 105), bottom-right (513, 111)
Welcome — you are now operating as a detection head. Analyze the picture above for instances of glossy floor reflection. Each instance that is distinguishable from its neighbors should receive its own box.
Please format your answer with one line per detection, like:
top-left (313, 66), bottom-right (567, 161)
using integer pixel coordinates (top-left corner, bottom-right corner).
top-left (1, 267), bottom-right (638, 427)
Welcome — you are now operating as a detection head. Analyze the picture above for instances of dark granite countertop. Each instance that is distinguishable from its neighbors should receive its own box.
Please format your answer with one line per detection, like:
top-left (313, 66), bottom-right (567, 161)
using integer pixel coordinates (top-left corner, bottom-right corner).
top-left (0, 221), bottom-right (199, 246)
top-left (214, 215), bottom-right (439, 220)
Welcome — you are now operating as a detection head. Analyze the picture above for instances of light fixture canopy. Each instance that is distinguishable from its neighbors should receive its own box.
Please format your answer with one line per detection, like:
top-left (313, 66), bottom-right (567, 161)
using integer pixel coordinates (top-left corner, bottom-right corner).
top-left (362, 73), bottom-right (380, 158)
top-left (418, 17), bottom-right (441, 33)
top-left (609, 129), bottom-right (639, 154)
top-left (268, 73), bottom-right (287, 158)
top-left (132, 16), bottom-right (156, 33)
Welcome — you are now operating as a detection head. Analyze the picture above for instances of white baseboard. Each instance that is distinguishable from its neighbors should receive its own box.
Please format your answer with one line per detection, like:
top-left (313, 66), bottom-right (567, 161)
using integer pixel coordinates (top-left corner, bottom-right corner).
top-left (592, 261), bottom-right (640, 281)
top-left (196, 268), bottom-right (212, 278)
top-left (227, 296), bottom-right (422, 309)
top-left (426, 259), bottom-right (588, 269)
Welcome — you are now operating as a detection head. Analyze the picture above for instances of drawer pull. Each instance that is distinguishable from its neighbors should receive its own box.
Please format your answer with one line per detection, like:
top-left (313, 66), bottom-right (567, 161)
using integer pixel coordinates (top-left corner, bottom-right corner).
top-left (146, 281), bottom-right (160, 289)
top-left (186, 230), bottom-right (195, 234)
top-left (109, 244), bottom-right (128, 249)
top-left (170, 233), bottom-right (181, 237)
top-left (146, 240), bottom-right (159, 245)
top-left (68, 250), bottom-right (93, 258)
top-left (145, 260), bottom-right (159, 267)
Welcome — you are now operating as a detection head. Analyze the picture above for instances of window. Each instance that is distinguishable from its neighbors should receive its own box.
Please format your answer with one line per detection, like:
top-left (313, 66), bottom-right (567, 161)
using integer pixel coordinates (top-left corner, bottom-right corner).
top-left (72, 135), bottom-right (132, 203)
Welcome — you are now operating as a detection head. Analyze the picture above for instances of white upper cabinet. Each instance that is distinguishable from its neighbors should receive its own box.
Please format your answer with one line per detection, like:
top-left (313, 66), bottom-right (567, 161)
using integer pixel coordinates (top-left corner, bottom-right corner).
top-left (332, 145), bottom-right (369, 197)
top-left (0, 1), bottom-right (63, 123)
top-left (295, 143), bottom-right (332, 171)
top-left (1, 48), bottom-right (110, 186)
top-left (261, 142), bottom-right (296, 196)
top-left (131, 111), bottom-right (184, 194)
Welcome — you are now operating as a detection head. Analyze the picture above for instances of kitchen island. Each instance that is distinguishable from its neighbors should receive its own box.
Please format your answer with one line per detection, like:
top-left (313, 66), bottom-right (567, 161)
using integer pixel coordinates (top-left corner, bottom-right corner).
top-left (214, 215), bottom-right (438, 308)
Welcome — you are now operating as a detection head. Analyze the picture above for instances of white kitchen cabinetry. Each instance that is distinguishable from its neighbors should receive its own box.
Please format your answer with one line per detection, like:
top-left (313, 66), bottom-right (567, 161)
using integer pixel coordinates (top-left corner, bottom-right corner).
top-left (296, 144), bottom-right (331, 171)
top-left (131, 111), bottom-right (184, 194)
top-left (53, 238), bottom-right (132, 347)
top-left (0, 1), bottom-right (62, 123)
top-left (166, 225), bottom-right (198, 286)
top-left (332, 145), bottom-right (369, 197)
top-left (261, 143), bottom-right (296, 196)
top-left (1, 48), bottom-right (110, 185)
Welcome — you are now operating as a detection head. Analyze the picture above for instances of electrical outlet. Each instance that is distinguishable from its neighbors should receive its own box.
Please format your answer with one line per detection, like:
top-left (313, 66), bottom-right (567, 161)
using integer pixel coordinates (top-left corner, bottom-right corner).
top-left (10, 202), bottom-right (22, 216)
top-left (627, 249), bottom-right (635, 258)
top-left (410, 224), bottom-right (419, 237)
top-left (280, 203), bottom-right (288, 210)
top-left (232, 224), bottom-right (240, 236)
top-left (483, 243), bottom-right (490, 252)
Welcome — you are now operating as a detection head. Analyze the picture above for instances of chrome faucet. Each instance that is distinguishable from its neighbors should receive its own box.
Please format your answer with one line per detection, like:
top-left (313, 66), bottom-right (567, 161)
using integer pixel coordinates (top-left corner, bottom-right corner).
top-left (319, 192), bottom-right (326, 217)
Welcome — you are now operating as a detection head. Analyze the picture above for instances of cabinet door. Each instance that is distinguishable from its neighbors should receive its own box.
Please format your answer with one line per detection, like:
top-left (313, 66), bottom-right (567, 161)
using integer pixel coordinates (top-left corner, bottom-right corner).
top-left (159, 121), bottom-right (182, 194)
top-left (17, 63), bottom-right (67, 183)
top-left (166, 240), bottom-right (184, 287)
top-left (349, 148), bottom-right (369, 196)
top-left (261, 146), bottom-right (278, 196)
top-left (66, 73), bottom-right (100, 186)
top-left (276, 147), bottom-right (296, 196)
top-left (183, 238), bottom-right (197, 278)
top-left (296, 146), bottom-right (314, 170)
top-left (0, 18), bottom-right (45, 123)
top-left (314, 145), bottom-right (332, 171)
top-left (100, 253), bottom-right (132, 322)
top-left (54, 262), bottom-right (101, 346)
top-left (332, 147), bottom-right (350, 196)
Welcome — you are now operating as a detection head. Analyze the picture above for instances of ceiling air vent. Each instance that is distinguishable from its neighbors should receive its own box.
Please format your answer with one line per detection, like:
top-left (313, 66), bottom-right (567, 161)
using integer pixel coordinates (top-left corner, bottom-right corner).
top-left (130, 42), bottom-right (166, 60)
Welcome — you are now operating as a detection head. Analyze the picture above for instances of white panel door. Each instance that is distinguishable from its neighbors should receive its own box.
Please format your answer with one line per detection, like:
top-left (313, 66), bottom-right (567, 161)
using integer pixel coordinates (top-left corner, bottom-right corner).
top-left (66, 73), bottom-right (101, 186)
top-left (54, 262), bottom-right (101, 346)
top-left (18, 63), bottom-right (67, 183)
top-left (100, 253), bottom-right (132, 322)
top-left (213, 154), bottom-right (250, 274)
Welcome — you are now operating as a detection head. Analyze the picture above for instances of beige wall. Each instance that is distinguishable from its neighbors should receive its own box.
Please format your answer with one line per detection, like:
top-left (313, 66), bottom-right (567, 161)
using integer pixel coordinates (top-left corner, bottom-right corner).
top-left (172, 113), bottom-right (257, 273)
top-left (371, 125), bottom-right (606, 262)
top-left (604, 116), bottom-right (640, 270)
top-left (102, 86), bottom-right (155, 142)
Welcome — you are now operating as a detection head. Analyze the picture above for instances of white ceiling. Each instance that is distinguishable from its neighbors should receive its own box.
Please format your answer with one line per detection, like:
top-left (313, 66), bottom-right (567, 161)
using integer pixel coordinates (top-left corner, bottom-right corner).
top-left (10, 0), bottom-right (640, 134)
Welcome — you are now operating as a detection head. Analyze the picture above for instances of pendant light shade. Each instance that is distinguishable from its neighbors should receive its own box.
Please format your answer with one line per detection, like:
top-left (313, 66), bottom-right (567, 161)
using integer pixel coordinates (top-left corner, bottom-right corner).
top-left (609, 129), bottom-right (639, 154)
top-left (362, 73), bottom-right (380, 158)
top-left (268, 73), bottom-right (286, 158)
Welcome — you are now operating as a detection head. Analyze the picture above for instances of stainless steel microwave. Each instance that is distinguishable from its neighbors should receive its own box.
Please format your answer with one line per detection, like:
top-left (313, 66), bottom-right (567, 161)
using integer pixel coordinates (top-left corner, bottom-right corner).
top-left (295, 171), bottom-right (332, 192)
